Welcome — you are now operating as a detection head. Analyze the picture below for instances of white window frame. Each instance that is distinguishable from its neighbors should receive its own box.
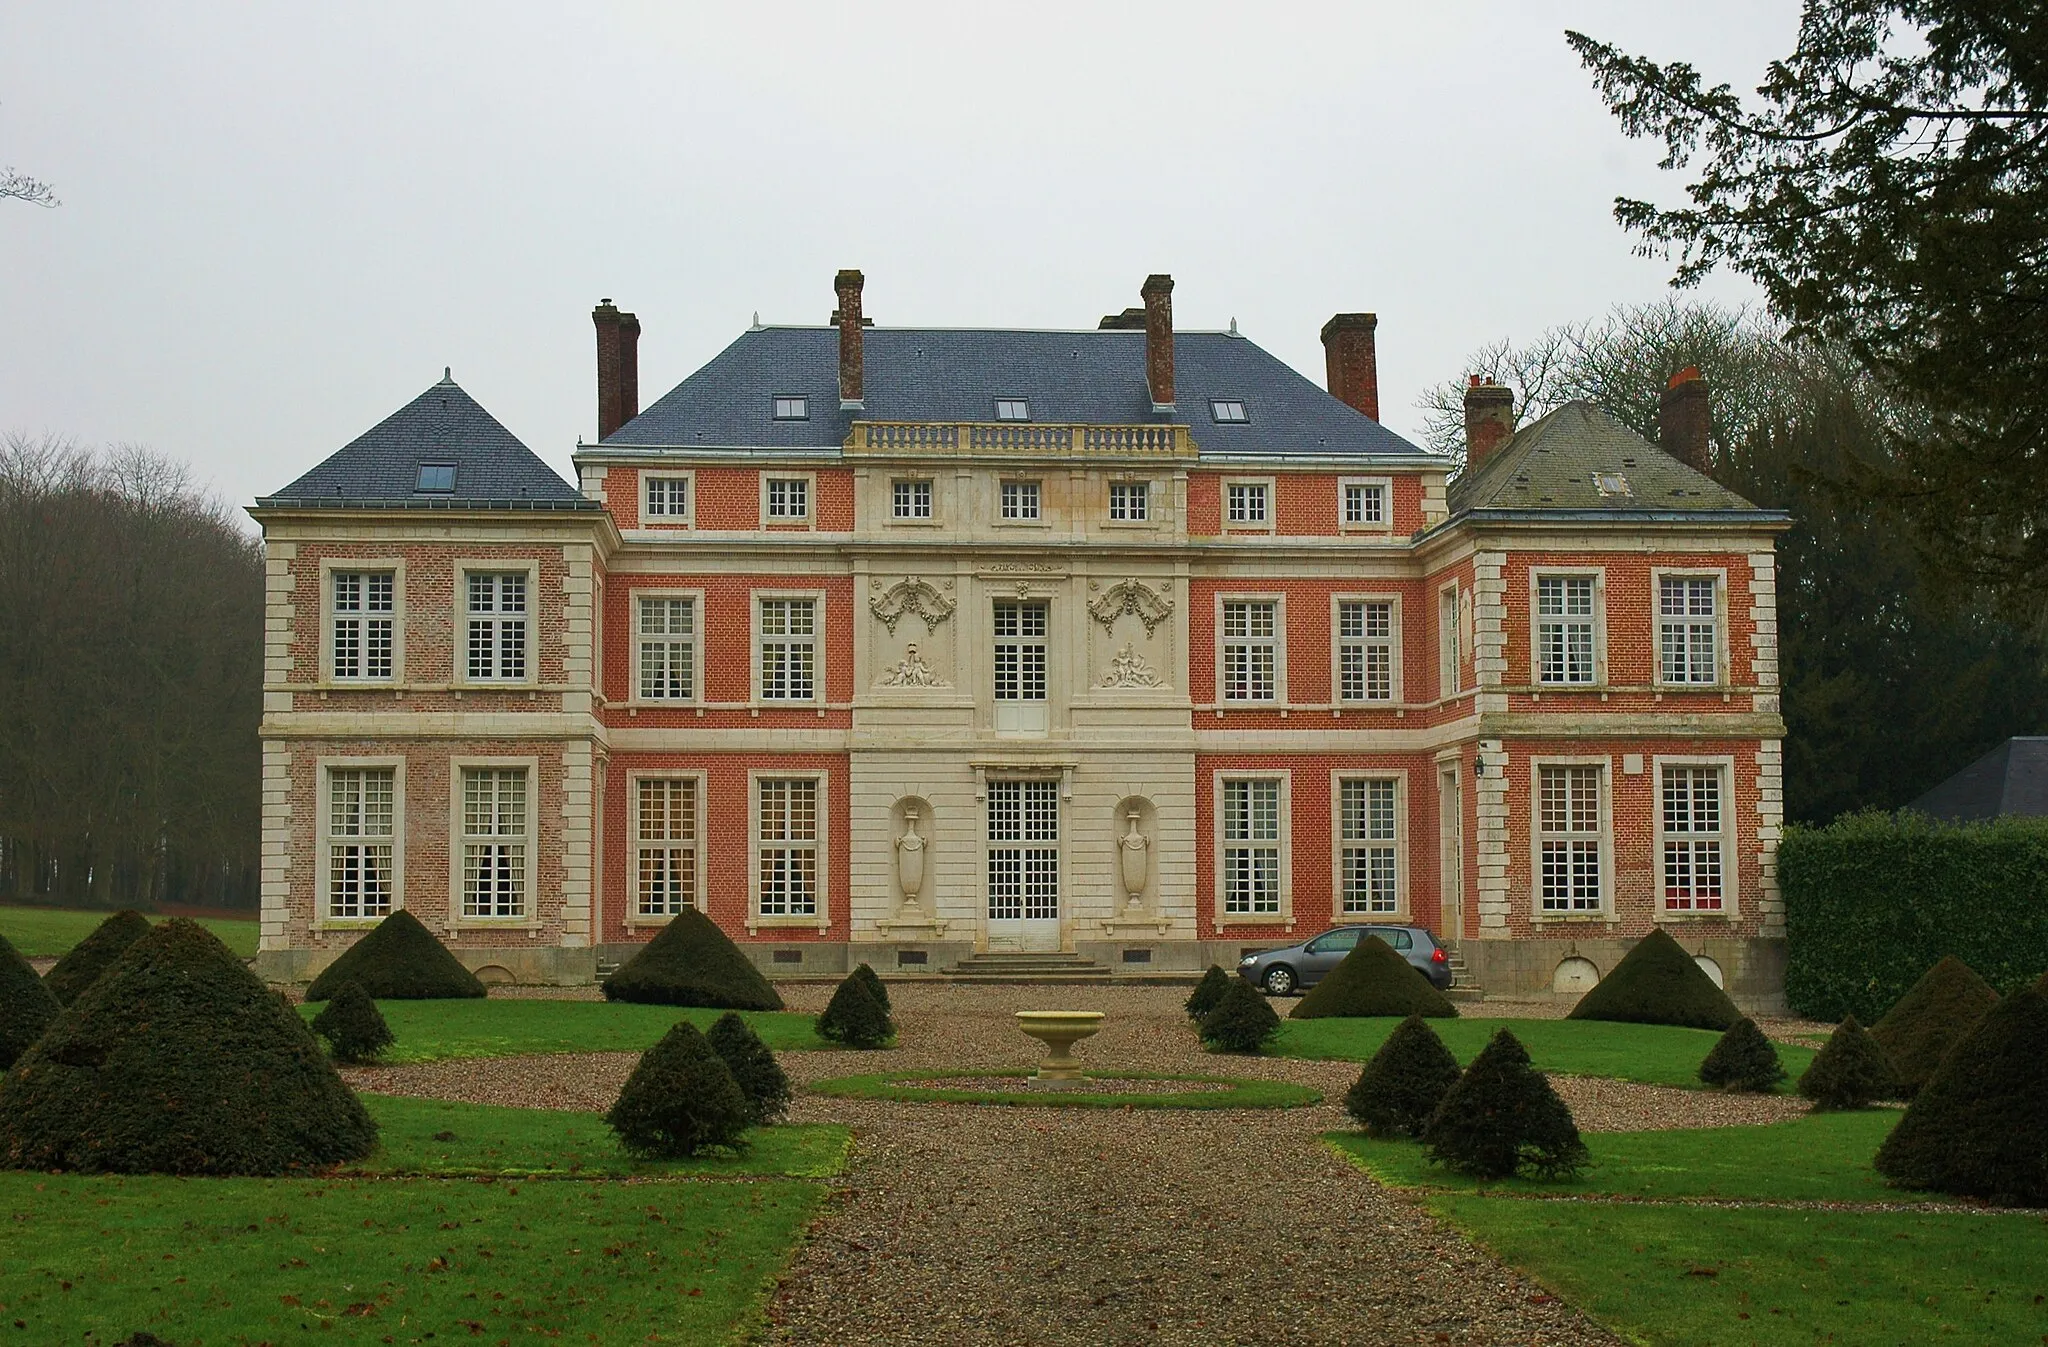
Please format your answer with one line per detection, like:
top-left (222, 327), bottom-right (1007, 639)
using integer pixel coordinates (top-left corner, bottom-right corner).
top-left (632, 589), bottom-right (702, 705)
top-left (985, 775), bottom-right (1063, 925)
top-left (1655, 755), bottom-right (1738, 919)
top-left (1223, 476), bottom-right (1274, 533)
top-left (317, 757), bottom-right (404, 926)
top-left (998, 479), bottom-right (1043, 523)
top-left (449, 758), bottom-right (540, 926)
top-left (640, 472), bottom-right (694, 527)
top-left (1214, 772), bottom-right (1291, 925)
top-left (992, 597), bottom-right (1051, 735)
top-left (749, 770), bottom-right (829, 929)
top-left (890, 477), bottom-right (936, 524)
top-left (1333, 771), bottom-right (1405, 918)
top-left (1333, 593), bottom-right (1400, 704)
top-left (454, 561), bottom-right (538, 686)
top-left (1530, 568), bottom-right (1606, 687)
top-left (753, 590), bottom-right (825, 706)
top-left (628, 771), bottom-right (705, 926)
top-left (1437, 582), bottom-right (1461, 698)
top-left (322, 559), bottom-right (404, 685)
top-left (761, 472), bottom-right (815, 526)
top-left (1531, 756), bottom-right (1612, 920)
top-left (1106, 479), bottom-right (1153, 525)
top-left (1337, 476), bottom-right (1393, 534)
top-left (1653, 568), bottom-right (1728, 688)
top-left (1216, 593), bottom-right (1286, 704)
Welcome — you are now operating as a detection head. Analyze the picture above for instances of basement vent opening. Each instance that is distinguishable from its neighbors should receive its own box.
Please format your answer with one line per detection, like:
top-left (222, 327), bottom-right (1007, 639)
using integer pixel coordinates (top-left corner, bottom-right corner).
top-left (771, 949), bottom-right (803, 964)
top-left (1121, 948), bottom-right (1153, 964)
top-left (896, 949), bottom-right (929, 967)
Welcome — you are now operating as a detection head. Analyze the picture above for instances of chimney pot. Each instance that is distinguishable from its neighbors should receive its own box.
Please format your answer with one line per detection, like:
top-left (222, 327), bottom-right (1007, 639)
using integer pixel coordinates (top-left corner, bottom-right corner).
top-left (1462, 378), bottom-right (1516, 470)
top-left (1658, 366), bottom-right (1711, 472)
top-left (834, 269), bottom-right (866, 408)
top-left (1319, 312), bottom-right (1380, 421)
top-left (592, 300), bottom-right (641, 441)
top-left (1140, 274), bottom-right (1175, 411)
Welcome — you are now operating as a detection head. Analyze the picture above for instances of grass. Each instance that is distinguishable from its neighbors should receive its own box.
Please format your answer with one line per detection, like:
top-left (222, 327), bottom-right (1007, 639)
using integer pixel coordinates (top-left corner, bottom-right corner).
top-left (301, 996), bottom-right (830, 1061)
top-left (1273, 1015), bottom-right (1816, 1089)
top-left (0, 900), bottom-right (258, 958)
top-left (810, 1069), bottom-right (1321, 1110)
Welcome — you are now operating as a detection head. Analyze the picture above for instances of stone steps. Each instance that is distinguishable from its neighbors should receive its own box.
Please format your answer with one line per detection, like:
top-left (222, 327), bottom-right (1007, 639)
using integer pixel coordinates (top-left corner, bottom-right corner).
top-left (942, 952), bottom-right (1114, 983)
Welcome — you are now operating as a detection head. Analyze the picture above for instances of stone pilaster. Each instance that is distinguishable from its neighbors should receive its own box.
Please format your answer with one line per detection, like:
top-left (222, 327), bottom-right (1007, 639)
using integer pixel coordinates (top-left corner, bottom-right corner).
top-left (1474, 736), bottom-right (1511, 935)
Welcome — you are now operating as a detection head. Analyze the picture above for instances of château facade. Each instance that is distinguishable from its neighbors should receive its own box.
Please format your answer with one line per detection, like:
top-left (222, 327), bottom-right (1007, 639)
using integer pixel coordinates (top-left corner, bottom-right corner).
top-left (253, 271), bottom-right (1791, 1005)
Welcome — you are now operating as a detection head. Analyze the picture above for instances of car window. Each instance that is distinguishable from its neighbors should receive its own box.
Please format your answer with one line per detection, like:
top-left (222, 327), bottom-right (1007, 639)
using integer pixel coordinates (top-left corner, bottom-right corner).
top-left (1390, 929), bottom-right (1413, 950)
top-left (1308, 929), bottom-right (1361, 955)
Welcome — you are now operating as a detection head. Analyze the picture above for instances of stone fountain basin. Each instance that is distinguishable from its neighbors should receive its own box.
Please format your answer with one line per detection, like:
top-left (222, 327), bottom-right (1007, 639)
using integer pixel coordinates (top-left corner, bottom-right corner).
top-left (1015, 1010), bottom-right (1105, 1081)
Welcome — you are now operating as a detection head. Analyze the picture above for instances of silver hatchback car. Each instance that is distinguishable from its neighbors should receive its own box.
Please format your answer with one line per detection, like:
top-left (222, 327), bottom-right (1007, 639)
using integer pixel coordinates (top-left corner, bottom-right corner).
top-left (1237, 924), bottom-right (1451, 996)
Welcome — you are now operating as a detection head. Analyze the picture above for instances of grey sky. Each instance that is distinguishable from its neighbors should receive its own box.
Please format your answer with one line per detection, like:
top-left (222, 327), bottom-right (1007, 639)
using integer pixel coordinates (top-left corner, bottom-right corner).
top-left (1, 2), bottom-right (1787, 519)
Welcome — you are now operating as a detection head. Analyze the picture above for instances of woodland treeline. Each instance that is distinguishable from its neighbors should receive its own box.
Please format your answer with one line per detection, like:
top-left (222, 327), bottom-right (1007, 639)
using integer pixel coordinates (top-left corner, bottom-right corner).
top-left (0, 433), bottom-right (262, 909)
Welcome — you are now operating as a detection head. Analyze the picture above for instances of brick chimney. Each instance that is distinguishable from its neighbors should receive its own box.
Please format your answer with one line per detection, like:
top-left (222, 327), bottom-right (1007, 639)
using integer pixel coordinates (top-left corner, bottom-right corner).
top-left (1463, 376), bottom-right (1516, 469)
top-left (1141, 274), bottom-right (1175, 411)
top-left (835, 269), bottom-right (865, 409)
top-left (592, 299), bottom-right (640, 441)
top-left (1659, 366), bottom-right (1711, 472)
top-left (1320, 313), bottom-right (1380, 421)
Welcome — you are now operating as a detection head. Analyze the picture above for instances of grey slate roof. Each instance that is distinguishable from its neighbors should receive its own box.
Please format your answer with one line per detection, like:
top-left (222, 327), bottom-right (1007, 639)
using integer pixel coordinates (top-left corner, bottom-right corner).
top-left (1447, 401), bottom-right (1765, 516)
top-left (603, 326), bottom-right (1428, 459)
top-left (260, 374), bottom-right (593, 510)
top-left (1910, 738), bottom-right (2048, 822)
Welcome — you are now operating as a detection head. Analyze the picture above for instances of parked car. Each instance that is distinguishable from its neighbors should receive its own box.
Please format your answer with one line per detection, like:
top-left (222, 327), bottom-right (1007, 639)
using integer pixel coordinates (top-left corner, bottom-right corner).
top-left (1236, 924), bottom-right (1451, 996)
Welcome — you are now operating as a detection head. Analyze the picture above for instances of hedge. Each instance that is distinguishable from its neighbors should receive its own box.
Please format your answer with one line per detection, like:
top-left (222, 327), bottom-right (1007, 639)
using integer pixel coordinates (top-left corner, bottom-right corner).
top-left (1780, 811), bottom-right (2048, 1022)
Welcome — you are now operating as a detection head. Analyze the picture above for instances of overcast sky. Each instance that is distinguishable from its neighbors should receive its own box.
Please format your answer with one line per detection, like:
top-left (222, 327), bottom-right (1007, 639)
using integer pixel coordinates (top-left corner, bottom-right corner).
top-left (1, 2), bottom-right (1790, 520)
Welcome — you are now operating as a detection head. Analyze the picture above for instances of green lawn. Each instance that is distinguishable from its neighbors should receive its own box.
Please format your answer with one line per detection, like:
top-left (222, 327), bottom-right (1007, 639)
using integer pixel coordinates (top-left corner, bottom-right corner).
top-left (301, 996), bottom-right (830, 1061)
top-left (810, 1069), bottom-right (1321, 1110)
top-left (1274, 1016), bottom-right (1816, 1089)
top-left (0, 901), bottom-right (258, 958)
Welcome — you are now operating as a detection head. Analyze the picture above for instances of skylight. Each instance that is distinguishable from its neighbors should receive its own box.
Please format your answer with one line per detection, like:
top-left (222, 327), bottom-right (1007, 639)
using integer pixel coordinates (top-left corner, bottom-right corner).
top-left (415, 463), bottom-right (456, 493)
top-left (773, 396), bottom-right (809, 420)
top-left (994, 398), bottom-right (1030, 422)
top-left (1210, 399), bottom-right (1249, 423)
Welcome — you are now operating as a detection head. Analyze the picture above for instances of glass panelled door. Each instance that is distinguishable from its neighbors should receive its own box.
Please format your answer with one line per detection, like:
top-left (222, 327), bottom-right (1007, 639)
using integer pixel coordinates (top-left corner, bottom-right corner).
top-left (1439, 764), bottom-right (1464, 943)
top-left (993, 600), bottom-right (1049, 734)
top-left (987, 779), bottom-right (1060, 951)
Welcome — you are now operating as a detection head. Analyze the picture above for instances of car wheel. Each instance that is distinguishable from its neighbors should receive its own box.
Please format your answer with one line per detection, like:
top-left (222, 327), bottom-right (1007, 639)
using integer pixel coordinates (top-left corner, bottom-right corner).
top-left (1262, 966), bottom-right (1296, 997)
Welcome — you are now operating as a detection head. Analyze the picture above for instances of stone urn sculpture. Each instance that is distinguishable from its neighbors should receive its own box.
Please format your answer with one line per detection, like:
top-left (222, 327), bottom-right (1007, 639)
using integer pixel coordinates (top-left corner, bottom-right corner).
top-left (1015, 1010), bottom-right (1105, 1081)
top-left (894, 807), bottom-right (927, 911)
top-left (1118, 809), bottom-right (1150, 911)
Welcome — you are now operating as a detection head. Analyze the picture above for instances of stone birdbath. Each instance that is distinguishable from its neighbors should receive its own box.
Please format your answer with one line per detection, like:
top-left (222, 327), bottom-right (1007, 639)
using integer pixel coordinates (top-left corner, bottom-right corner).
top-left (1015, 1010), bottom-right (1105, 1082)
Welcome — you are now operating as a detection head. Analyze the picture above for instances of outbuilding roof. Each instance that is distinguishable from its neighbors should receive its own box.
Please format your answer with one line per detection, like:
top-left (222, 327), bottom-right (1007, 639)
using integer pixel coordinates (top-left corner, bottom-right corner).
top-left (1447, 401), bottom-right (1765, 517)
top-left (1910, 738), bottom-right (2048, 822)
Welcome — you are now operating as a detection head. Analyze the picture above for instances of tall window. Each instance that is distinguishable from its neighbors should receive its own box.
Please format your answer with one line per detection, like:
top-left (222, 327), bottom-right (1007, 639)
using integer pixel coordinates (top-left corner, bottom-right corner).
top-left (1538, 765), bottom-right (1603, 913)
top-left (892, 479), bottom-right (932, 519)
top-left (465, 572), bottom-right (527, 681)
top-left (758, 598), bottom-right (817, 701)
top-left (637, 597), bottom-right (695, 701)
top-left (1536, 576), bottom-right (1597, 685)
top-left (757, 778), bottom-right (819, 917)
top-left (644, 476), bottom-right (689, 519)
top-left (1226, 482), bottom-right (1268, 525)
top-left (765, 477), bottom-right (809, 520)
top-left (1343, 482), bottom-right (1386, 526)
top-left (987, 779), bottom-right (1059, 921)
top-left (1438, 586), bottom-right (1460, 696)
top-left (1340, 778), bottom-right (1398, 914)
top-left (1662, 766), bottom-right (1726, 912)
top-left (1000, 481), bottom-right (1041, 520)
top-left (327, 768), bottom-right (394, 919)
top-left (1659, 577), bottom-right (1719, 684)
top-left (636, 777), bottom-right (698, 917)
top-left (1222, 779), bottom-right (1281, 914)
top-left (332, 571), bottom-right (394, 681)
top-left (1221, 601), bottom-right (1278, 701)
top-left (1109, 481), bottom-right (1149, 521)
top-left (461, 767), bottom-right (527, 918)
top-left (1338, 600), bottom-right (1394, 702)
top-left (993, 601), bottom-right (1048, 703)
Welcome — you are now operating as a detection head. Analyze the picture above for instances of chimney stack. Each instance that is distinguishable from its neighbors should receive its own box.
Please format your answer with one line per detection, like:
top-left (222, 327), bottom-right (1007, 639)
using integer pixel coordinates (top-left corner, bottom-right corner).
top-left (1463, 375), bottom-right (1516, 470)
top-left (1320, 313), bottom-right (1380, 421)
top-left (1141, 274), bottom-right (1175, 411)
top-left (592, 299), bottom-right (640, 441)
top-left (834, 269), bottom-right (865, 408)
top-left (1659, 366), bottom-right (1711, 472)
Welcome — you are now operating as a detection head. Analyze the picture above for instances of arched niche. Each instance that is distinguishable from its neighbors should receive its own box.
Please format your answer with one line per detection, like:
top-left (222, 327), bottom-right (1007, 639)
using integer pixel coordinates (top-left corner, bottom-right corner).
top-left (1111, 795), bottom-right (1159, 914)
top-left (1693, 954), bottom-right (1725, 989)
top-left (889, 796), bottom-right (935, 912)
top-left (1552, 955), bottom-right (1600, 995)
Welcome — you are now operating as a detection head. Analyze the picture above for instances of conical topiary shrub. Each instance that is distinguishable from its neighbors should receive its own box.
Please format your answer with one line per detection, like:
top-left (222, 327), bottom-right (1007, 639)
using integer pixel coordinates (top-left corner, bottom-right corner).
top-left (1797, 1015), bottom-right (1896, 1110)
top-left (816, 972), bottom-right (893, 1048)
top-left (1185, 966), bottom-right (1232, 1021)
top-left (1869, 955), bottom-right (1999, 1096)
top-left (310, 981), bottom-right (395, 1065)
top-left (0, 919), bottom-right (377, 1175)
top-left (602, 907), bottom-right (783, 1011)
top-left (850, 962), bottom-right (891, 1017)
top-left (606, 1020), bottom-right (751, 1158)
top-left (1345, 1013), bottom-right (1463, 1137)
top-left (1198, 978), bottom-right (1281, 1054)
top-left (707, 1011), bottom-right (791, 1125)
top-left (0, 931), bottom-right (60, 1071)
top-left (1291, 936), bottom-right (1458, 1020)
top-left (1566, 928), bottom-right (1741, 1031)
top-left (41, 909), bottom-right (153, 1006)
top-left (1423, 1028), bottom-right (1588, 1181)
top-left (304, 909), bottom-right (486, 1001)
top-left (1875, 986), bottom-right (2048, 1206)
top-left (1697, 1017), bottom-right (1785, 1092)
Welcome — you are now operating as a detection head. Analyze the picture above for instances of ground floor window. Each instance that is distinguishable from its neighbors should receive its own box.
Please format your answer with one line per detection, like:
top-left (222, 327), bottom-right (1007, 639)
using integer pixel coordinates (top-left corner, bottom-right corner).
top-left (461, 767), bottom-right (528, 918)
top-left (1339, 777), bottom-right (1399, 914)
top-left (757, 777), bottom-right (819, 917)
top-left (327, 766), bottom-right (394, 919)
top-left (636, 776), bottom-right (699, 917)
top-left (1662, 765), bottom-right (1726, 912)
top-left (987, 779), bottom-right (1059, 920)
top-left (1222, 778), bottom-right (1281, 914)
top-left (1538, 763), bottom-right (1603, 913)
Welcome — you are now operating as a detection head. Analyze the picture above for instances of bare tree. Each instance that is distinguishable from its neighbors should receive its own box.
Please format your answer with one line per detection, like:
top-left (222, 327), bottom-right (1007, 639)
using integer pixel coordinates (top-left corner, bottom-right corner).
top-left (0, 165), bottom-right (58, 207)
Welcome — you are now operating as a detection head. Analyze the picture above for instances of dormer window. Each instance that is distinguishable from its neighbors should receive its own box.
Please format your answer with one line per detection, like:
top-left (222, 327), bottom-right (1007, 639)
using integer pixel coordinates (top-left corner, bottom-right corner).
top-left (772, 396), bottom-right (809, 421)
top-left (993, 398), bottom-right (1030, 422)
top-left (415, 463), bottom-right (456, 493)
top-left (1210, 399), bottom-right (1249, 423)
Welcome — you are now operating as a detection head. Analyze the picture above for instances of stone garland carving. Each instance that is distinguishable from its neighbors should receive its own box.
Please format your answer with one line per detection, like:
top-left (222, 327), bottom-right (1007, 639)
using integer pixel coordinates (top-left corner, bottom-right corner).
top-left (1096, 642), bottom-right (1165, 689)
top-left (879, 643), bottom-right (949, 688)
top-left (869, 577), bottom-right (956, 634)
top-left (1087, 578), bottom-right (1174, 634)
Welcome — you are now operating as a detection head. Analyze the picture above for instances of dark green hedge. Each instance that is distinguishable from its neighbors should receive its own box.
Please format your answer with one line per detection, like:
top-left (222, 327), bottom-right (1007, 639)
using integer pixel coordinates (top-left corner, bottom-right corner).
top-left (1781, 811), bottom-right (2048, 1022)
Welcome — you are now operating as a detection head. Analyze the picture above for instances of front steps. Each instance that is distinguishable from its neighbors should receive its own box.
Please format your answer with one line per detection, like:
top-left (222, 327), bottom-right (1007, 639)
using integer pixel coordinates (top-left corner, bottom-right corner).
top-left (941, 952), bottom-right (1114, 983)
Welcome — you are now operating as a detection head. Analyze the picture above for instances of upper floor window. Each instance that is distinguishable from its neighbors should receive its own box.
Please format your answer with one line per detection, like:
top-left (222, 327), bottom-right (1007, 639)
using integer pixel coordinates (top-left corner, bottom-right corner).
top-left (1438, 586), bottom-right (1461, 696)
top-left (1338, 600), bottom-right (1394, 702)
top-left (1339, 777), bottom-right (1399, 914)
top-left (892, 479), bottom-right (933, 519)
top-left (460, 767), bottom-right (528, 919)
top-left (1221, 778), bottom-right (1282, 914)
top-left (1343, 482), bottom-right (1386, 526)
top-left (758, 597), bottom-right (817, 701)
top-left (415, 463), bottom-right (456, 493)
top-left (1210, 399), bottom-right (1249, 423)
top-left (331, 571), bottom-right (394, 681)
top-left (637, 597), bottom-right (696, 701)
top-left (644, 476), bottom-right (690, 520)
top-left (636, 776), bottom-right (699, 918)
top-left (327, 767), bottom-right (394, 920)
top-left (1109, 481), bottom-right (1150, 522)
top-left (1659, 577), bottom-right (1720, 685)
top-left (765, 477), bottom-right (810, 521)
top-left (1226, 482), bottom-right (1268, 525)
top-left (1536, 576), bottom-right (1597, 685)
top-left (1000, 480), bottom-right (1041, 521)
top-left (994, 398), bottom-right (1031, 422)
top-left (1662, 765), bottom-right (1726, 913)
top-left (772, 396), bottom-right (808, 420)
top-left (758, 777), bottom-right (820, 917)
top-left (1538, 764), bottom-right (1603, 914)
top-left (464, 572), bottom-right (527, 682)
top-left (993, 601), bottom-right (1049, 734)
top-left (1221, 600), bottom-right (1279, 702)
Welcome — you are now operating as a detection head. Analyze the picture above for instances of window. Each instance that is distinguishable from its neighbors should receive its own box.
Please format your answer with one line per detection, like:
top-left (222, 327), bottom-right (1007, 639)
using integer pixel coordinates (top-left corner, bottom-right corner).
top-left (772, 396), bottom-right (808, 420)
top-left (1210, 399), bottom-right (1248, 423)
top-left (1108, 481), bottom-right (1150, 521)
top-left (332, 570), bottom-right (394, 681)
top-left (1000, 480), bottom-right (1041, 520)
top-left (460, 767), bottom-right (527, 919)
top-left (465, 572), bottom-right (527, 681)
top-left (636, 777), bottom-right (699, 918)
top-left (987, 779), bottom-right (1059, 922)
top-left (765, 477), bottom-right (809, 520)
top-left (636, 596), bottom-right (696, 701)
top-left (1438, 585), bottom-right (1460, 696)
top-left (993, 398), bottom-right (1031, 422)
top-left (644, 476), bottom-right (690, 520)
top-left (1226, 482), bottom-right (1268, 525)
top-left (758, 598), bottom-right (817, 701)
top-left (1536, 576), bottom-right (1597, 685)
top-left (415, 463), bottom-right (456, 493)
top-left (1340, 778), bottom-right (1399, 915)
top-left (1538, 764), bottom-right (1603, 913)
top-left (1662, 766), bottom-right (1727, 912)
top-left (1659, 577), bottom-right (1720, 685)
top-left (1221, 600), bottom-right (1279, 701)
top-left (1342, 482), bottom-right (1386, 526)
top-left (1338, 600), bottom-right (1394, 702)
top-left (993, 600), bottom-right (1049, 733)
top-left (327, 767), bottom-right (394, 919)
top-left (757, 778), bottom-right (819, 917)
top-left (1221, 779), bottom-right (1281, 914)
top-left (892, 479), bottom-right (933, 519)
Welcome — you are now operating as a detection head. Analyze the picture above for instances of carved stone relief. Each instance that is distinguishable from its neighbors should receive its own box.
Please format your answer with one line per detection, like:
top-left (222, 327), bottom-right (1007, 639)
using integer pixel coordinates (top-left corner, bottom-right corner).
top-left (879, 643), bottom-right (949, 688)
top-left (1095, 642), bottom-right (1164, 689)
top-left (1086, 577), bottom-right (1174, 634)
top-left (868, 577), bottom-right (956, 634)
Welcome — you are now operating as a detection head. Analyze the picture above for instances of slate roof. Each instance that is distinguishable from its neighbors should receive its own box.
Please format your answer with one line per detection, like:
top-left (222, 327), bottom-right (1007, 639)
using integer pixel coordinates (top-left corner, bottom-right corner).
top-left (602, 326), bottom-right (1428, 459)
top-left (1447, 401), bottom-right (1770, 518)
top-left (259, 373), bottom-right (593, 510)
top-left (1910, 738), bottom-right (2048, 822)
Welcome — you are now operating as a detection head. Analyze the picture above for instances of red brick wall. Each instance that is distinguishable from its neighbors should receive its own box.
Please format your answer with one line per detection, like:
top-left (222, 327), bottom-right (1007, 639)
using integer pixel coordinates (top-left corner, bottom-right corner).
top-left (1186, 471), bottom-right (1430, 538)
top-left (697, 468), bottom-right (760, 530)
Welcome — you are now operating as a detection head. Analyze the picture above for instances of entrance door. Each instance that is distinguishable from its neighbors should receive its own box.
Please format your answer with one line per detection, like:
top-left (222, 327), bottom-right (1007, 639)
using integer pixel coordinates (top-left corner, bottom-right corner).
top-left (1438, 764), bottom-right (1464, 943)
top-left (986, 778), bottom-right (1061, 951)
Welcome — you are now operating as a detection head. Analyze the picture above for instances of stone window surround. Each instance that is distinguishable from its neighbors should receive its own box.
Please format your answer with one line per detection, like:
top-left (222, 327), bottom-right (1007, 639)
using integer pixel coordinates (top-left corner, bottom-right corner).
top-left (1104, 476), bottom-right (1160, 529)
top-left (1653, 754), bottom-right (1740, 921)
top-left (1214, 591), bottom-right (1288, 706)
top-left (1529, 754), bottom-right (1614, 922)
top-left (1437, 580), bottom-right (1461, 699)
top-left (447, 756), bottom-right (542, 930)
top-left (1331, 768), bottom-right (1407, 921)
top-left (320, 557), bottom-right (406, 687)
top-left (625, 769), bottom-right (707, 928)
top-left (1222, 475), bottom-right (1276, 533)
top-left (1213, 770), bottom-right (1293, 928)
top-left (748, 768), bottom-right (831, 931)
top-left (761, 471), bottom-right (817, 528)
top-left (453, 560), bottom-right (540, 689)
top-left (1336, 475), bottom-right (1394, 534)
top-left (1330, 591), bottom-right (1402, 705)
top-left (630, 586), bottom-right (704, 707)
top-left (639, 470), bottom-right (695, 528)
top-left (314, 754), bottom-right (406, 930)
top-left (751, 588), bottom-right (828, 707)
top-left (1650, 566), bottom-right (1730, 689)
top-left (888, 476), bottom-right (940, 526)
top-left (996, 478), bottom-right (1047, 526)
top-left (1528, 567), bottom-right (1609, 688)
